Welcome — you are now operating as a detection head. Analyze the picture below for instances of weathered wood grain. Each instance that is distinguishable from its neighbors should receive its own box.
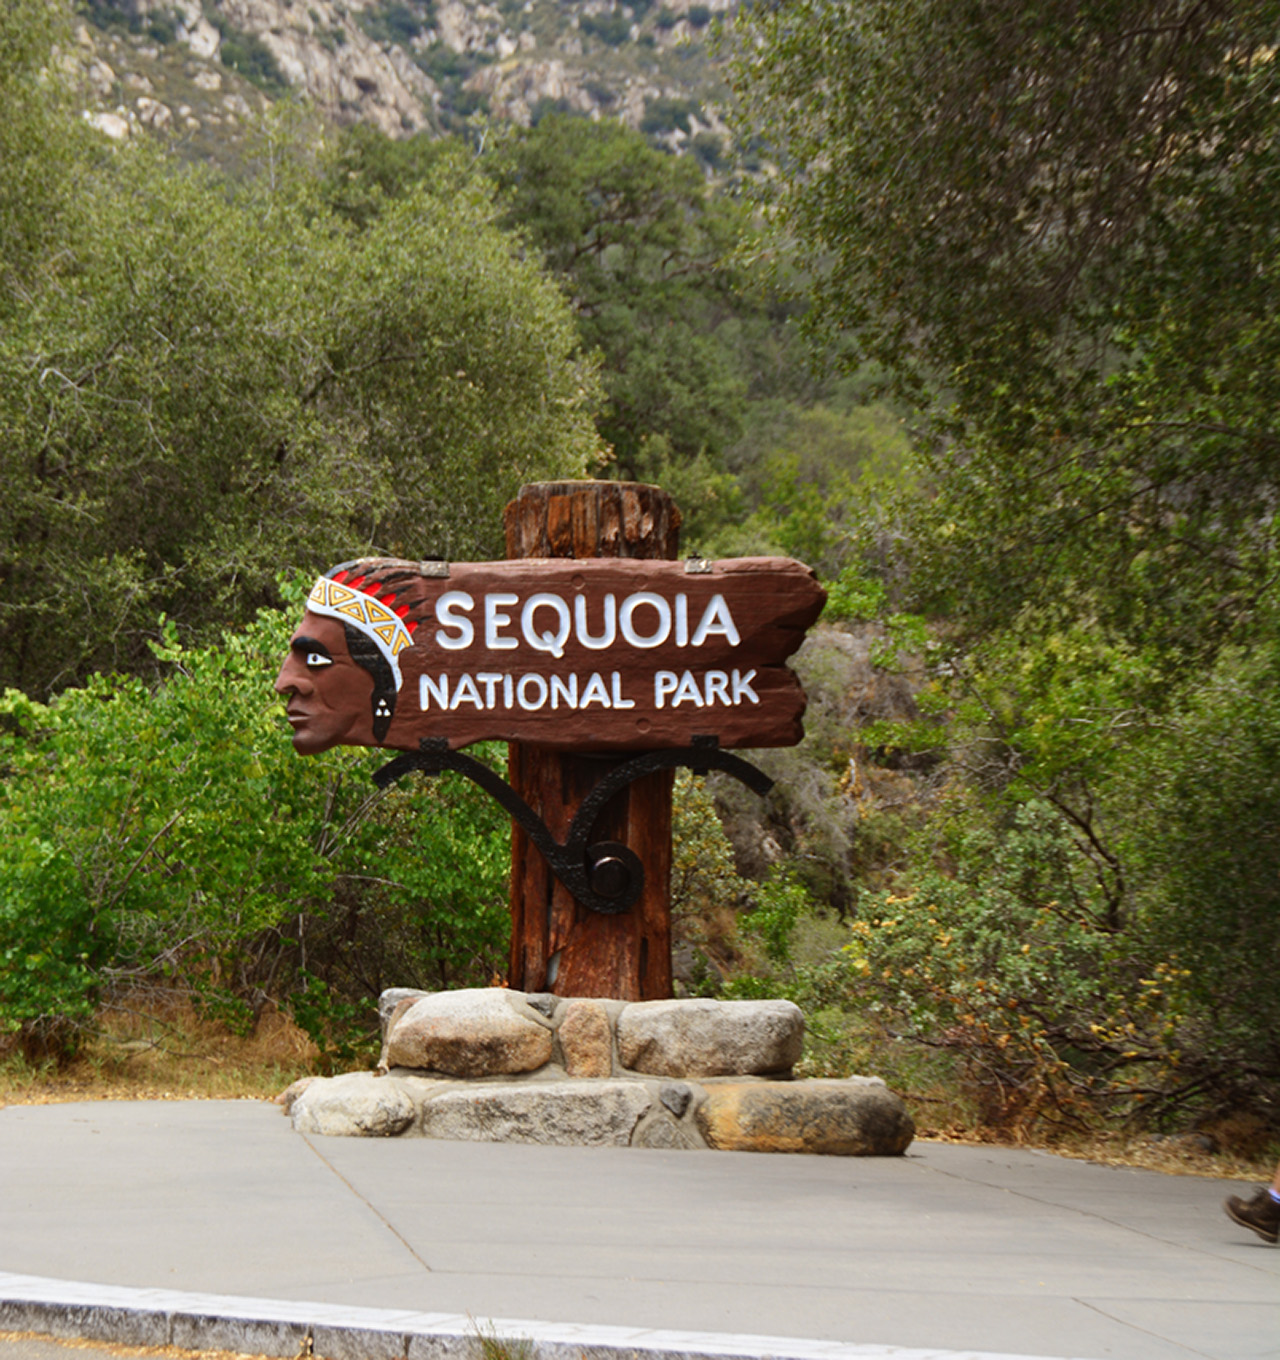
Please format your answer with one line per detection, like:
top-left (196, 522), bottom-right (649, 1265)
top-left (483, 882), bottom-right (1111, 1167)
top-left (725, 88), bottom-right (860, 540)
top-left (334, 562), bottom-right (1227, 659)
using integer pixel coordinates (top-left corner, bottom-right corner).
top-left (505, 482), bottom-right (680, 1000)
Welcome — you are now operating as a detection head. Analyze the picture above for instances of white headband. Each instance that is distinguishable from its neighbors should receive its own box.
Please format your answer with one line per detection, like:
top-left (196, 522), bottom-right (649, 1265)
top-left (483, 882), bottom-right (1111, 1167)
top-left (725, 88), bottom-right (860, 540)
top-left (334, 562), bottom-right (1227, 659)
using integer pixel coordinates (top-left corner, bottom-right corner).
top-left (307, 575), bottom-right (415, 691)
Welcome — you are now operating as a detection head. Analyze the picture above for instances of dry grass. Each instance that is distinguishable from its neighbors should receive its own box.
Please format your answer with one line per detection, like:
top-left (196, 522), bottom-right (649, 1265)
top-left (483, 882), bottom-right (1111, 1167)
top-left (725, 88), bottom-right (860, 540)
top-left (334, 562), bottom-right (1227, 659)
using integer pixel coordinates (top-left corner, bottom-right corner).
top-left (0, 1332), bottom-right (277, 1360)
top-left (914, 1125), bottom-right (1278, 1182)
top-left (796, 1003), bottom-right (1278, 1184)
top-left (0, 995), bottom-right (322, 1107)
top-left (470, 1324), bottom-right (533, 1360)
top-left (893, 1064), bottom-right (1279, 1181)
top-left (897, 1079), bottom-right (1278, 1182)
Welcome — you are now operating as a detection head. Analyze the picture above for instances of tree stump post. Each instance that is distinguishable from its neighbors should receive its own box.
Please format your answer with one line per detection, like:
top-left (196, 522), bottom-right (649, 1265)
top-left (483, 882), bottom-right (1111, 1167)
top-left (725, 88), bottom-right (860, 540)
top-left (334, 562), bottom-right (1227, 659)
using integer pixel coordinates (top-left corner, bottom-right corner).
top-left (504, 480), bottom-right (681, 999)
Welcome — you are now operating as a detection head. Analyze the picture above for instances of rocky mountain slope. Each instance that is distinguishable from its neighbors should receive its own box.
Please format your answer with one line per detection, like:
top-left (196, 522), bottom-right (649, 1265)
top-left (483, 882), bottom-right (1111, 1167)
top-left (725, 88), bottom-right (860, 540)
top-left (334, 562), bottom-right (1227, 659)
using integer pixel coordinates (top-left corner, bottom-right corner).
top-left (68, 0), bottom-right (738, 162)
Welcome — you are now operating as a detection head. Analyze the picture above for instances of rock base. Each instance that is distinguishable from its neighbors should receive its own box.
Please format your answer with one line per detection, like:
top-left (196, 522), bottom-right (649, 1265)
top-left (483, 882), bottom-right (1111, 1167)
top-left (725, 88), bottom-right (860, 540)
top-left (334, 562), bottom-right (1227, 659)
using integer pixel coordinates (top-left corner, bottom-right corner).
top-left (282, 988), bottom-right (914, 1156)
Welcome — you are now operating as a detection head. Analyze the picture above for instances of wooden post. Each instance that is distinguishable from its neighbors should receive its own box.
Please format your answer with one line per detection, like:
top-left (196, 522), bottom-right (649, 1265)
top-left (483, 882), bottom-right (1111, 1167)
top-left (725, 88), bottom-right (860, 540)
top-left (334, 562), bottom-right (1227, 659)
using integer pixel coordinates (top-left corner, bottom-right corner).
top-left (504, 480), bottom-right (681, 999)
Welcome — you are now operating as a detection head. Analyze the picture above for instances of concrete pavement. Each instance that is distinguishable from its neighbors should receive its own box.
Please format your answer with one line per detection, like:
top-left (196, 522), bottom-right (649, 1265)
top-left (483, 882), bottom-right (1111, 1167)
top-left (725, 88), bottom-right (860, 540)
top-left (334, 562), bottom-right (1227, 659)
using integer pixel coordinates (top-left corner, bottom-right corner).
top-left (0, 1100), bottom-right (1275, 1360)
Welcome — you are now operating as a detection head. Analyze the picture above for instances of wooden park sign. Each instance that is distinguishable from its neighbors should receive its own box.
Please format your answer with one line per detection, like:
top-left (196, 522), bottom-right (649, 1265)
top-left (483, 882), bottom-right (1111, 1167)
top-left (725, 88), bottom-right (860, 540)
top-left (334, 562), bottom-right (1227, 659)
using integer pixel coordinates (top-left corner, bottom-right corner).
top-left (278, 554), bottom-right (820, 754)
top-left (274, 482), bottom-right (826, 999)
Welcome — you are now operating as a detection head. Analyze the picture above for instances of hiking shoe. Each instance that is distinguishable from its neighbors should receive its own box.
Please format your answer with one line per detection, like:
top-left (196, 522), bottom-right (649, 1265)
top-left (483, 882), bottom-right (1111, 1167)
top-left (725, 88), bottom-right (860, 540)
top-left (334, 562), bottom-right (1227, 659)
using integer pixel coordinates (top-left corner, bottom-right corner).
top-left (1224, 1187), bottom-right (1280, 1243)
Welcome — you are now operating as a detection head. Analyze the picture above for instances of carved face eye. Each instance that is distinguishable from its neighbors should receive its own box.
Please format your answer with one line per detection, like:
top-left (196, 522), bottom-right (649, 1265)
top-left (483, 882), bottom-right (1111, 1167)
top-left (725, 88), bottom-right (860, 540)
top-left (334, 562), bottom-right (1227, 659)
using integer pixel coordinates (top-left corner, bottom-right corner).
top-left (306, 651), bottom-right (334, 668)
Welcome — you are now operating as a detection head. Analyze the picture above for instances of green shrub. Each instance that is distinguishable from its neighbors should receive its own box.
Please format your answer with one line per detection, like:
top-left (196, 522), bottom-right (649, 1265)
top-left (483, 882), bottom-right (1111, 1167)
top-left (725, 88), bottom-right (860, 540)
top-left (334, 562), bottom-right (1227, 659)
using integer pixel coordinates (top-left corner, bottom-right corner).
top-left (580, 10), bottom-right (631, 45)
top-left (0, 597), bottom-right (510, 1062)
top-left (359, 2), bottom-right (424, 46)
top-left (417, 45), bottom-right (473, 82)
top-left (690, 131), bottom-right (722, 171)
top-left (1117, 648), bottom-right (1280, 1117)
top-left (80, 0), bottom-right (143, 35)
top-left (641, 96), bottom-right (699, 137)
top-left (147, 10), bottom-right (177, 44)
top-left (215, 24), bottom-right (290, 96)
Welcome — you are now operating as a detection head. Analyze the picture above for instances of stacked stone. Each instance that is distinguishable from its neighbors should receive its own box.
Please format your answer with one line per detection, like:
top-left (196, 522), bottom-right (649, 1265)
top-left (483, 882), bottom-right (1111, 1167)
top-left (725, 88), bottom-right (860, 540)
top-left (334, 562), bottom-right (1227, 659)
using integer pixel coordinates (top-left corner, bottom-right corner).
top-left (283, 988), bottom-right (914, 1156)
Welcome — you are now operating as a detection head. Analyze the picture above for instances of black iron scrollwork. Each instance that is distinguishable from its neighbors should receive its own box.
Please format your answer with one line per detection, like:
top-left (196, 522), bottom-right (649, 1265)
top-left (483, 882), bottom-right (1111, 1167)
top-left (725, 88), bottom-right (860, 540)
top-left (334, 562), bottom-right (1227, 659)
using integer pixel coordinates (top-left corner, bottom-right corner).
top-left (373, 735), bottom-right (773, 917)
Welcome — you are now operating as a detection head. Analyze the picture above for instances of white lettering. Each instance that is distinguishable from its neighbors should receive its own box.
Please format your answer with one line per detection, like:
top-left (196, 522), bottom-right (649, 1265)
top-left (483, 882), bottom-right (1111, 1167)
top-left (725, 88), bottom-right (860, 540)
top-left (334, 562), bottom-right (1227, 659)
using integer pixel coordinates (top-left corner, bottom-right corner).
top-left (435, 591), bottom-right (474, 650)
top-left (517, 674), bottom-right (548, 710)
top-left (419, 673), bottom-right (449, 709)
top-left (476, 672), bottom-right (503, 707)
top-left (435, 579), bottom-right (750, 663)
top-left (550, 673), bottom-right (578, 709)
top-left (672, 671), bottom-right (705, 707)
top-left (451, 673), bottom-right (483, 709)
top-left (654, 671), bottom-right (680, 708)
top-left (424, 666), bottom-right (758, 718)
top-left (620, 592), bottom-right (672, 648)
top-left (705, 670), bottom-right (730, 706)
top-left (485, 592), bottom-right (519, 650)
top-left (580, 672), bottom-right (612, 708)
top-left (692, 594), bottom-right (740, 647)
top-left (522, 593), bottom-right (571, 658)
top-left (575, 593), bottom-right (617, 649)
top-left (437, 587), bottom-right (747, 657)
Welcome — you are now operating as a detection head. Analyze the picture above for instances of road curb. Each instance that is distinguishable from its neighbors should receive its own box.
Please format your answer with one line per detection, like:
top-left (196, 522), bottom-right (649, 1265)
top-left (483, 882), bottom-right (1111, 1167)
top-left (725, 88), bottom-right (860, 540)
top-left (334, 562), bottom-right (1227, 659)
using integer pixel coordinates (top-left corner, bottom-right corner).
top-left (0, 1273), bottom-right (1096, 1360)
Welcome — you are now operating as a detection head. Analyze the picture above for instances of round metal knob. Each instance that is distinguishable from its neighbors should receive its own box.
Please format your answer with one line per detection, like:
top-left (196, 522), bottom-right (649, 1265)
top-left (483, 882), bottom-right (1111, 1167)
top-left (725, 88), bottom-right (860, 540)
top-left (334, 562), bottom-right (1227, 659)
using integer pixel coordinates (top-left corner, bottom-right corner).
top-left (589, 854), bottom-right (630, 899)
top-left (584, 840), bottom-right (641, 911)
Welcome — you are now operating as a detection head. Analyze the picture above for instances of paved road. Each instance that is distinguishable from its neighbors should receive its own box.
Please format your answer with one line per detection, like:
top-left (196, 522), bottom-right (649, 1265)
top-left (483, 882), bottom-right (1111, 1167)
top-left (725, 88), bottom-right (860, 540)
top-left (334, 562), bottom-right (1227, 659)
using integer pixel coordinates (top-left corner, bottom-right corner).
top-left (0, 1100), bottom-right (1275, 1360)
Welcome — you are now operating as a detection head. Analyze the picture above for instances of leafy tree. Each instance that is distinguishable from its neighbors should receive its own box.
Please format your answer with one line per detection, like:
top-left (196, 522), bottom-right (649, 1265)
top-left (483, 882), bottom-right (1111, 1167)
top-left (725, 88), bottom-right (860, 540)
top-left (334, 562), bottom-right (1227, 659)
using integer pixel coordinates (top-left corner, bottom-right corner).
top-left (0, 0), bottom-right (81, 312)
top-left (324, 116), bottom-right (915, 564)
top-left (359, 1), bottom-right (426, 46)
top-left (1118, 639), bottom-right (1280, 1111)
top-left (640, 95), bottom-right (700, 138)
top-left (669, 770), bottom-right (753, 990)
top-left (0, 51), bottom-right (598, 697)
top-left (689, 131), bottom-right (723, 172)
top-left (212, 18), bottom-right (290, 95)
top-left (488, 113), bottom-right (750, 475)
top-left (321, 124), bottom-right (464, 227)
top-left (735, 0), bottom-right (1280, 1127)
top-left (581, 10), bottom-right (631, 45)
top-left (735, 0), bottom-right (1280, 657)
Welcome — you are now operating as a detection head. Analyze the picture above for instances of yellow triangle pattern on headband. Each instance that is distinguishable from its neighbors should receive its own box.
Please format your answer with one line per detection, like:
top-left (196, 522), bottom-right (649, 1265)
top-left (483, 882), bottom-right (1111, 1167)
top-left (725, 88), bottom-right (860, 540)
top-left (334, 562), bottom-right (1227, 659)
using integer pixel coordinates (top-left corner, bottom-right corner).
top-left (307, 576), bottom-right (414, 687)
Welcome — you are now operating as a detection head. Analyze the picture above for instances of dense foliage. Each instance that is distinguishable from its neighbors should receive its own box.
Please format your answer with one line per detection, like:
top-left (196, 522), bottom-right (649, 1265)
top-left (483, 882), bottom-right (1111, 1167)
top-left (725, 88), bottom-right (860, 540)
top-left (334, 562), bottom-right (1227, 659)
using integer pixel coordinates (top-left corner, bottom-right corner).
top-left (8, 0), bottom-right (1277, 1149)
top-left (488, 113), bottom-right (750, 475)
top-left (0, 1), bottom-right (588, 1060)
top-left (0, 5), bottom-right (598, 699)
top-left (0, 597), bottom-right (510, 1062)
top-left (733, 0), bottom-right (1280, 1133)
top-left (326, 111), bottom-right (913, 565)
top-left (737, 0), bottom-right (1280, 651)
top-left (0, 4), bottom-right (911, 1069)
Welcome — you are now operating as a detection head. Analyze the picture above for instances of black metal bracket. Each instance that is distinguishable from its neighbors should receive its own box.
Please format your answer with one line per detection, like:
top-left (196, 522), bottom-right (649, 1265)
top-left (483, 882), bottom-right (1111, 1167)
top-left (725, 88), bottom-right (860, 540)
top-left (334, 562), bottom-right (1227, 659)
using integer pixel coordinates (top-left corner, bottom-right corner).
top-left (373, 735), bottom-right (773, 916)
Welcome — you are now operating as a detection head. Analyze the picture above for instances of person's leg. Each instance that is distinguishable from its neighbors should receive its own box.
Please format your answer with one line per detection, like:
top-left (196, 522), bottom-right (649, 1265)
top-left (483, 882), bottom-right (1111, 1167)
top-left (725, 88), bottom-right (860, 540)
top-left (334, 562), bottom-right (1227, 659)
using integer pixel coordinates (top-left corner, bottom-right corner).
top-left (1223, 1160), bottom-right (1280, 1243)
